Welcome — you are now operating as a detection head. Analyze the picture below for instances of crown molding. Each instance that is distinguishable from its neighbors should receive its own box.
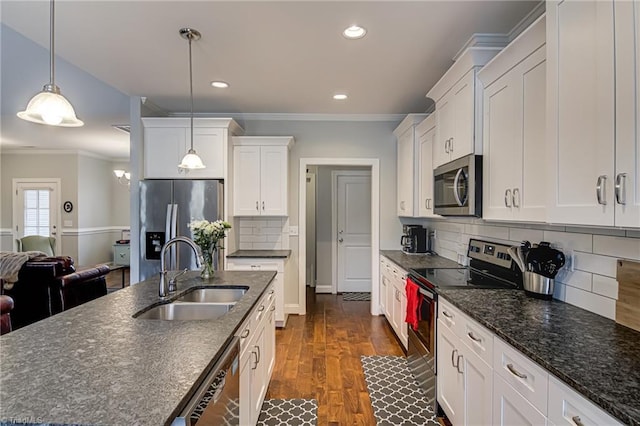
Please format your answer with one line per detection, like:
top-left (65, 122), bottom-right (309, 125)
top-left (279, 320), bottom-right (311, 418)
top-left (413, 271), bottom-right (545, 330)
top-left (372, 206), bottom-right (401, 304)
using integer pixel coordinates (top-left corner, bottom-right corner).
top-left (168, 112), bottom-right (407, 122)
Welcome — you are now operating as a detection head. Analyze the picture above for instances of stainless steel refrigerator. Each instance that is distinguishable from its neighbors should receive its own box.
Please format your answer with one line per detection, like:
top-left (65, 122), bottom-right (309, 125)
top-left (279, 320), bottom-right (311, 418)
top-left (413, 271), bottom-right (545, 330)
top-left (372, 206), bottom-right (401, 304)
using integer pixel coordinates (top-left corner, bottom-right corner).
top-left (139, 179), bottom-right (223, 281)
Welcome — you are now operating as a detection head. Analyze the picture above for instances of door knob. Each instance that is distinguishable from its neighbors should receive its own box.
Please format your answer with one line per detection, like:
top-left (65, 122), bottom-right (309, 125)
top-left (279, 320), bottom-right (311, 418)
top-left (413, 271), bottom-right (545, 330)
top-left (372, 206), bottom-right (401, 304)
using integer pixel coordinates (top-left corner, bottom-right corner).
top-left (338, 238), bottom-right (344, 243)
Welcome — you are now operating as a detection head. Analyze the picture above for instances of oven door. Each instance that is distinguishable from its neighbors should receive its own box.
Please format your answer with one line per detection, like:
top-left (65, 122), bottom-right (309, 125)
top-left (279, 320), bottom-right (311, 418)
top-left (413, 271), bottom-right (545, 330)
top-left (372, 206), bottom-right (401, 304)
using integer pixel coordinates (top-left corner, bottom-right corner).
top-left (407, 280), bottom-right (437, 411)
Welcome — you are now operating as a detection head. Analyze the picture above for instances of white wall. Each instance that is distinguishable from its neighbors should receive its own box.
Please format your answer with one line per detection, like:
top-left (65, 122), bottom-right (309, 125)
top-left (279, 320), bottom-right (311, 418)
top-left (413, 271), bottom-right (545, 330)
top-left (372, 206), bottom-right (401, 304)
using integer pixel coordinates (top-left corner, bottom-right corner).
top-left (414, 216), bottom-right (640, 320)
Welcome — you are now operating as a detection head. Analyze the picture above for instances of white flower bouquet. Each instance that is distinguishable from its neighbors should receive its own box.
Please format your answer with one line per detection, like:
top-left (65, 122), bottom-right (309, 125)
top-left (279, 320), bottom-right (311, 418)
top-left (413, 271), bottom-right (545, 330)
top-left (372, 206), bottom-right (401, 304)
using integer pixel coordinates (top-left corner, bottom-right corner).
top-left (187, 219), bottom-right (231, 278)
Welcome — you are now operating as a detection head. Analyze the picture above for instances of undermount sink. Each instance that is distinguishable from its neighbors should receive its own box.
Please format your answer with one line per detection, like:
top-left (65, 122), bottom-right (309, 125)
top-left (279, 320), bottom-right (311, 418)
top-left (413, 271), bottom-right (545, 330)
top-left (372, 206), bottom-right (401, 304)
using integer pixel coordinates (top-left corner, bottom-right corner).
top-left (175, 287), bottom-right (248, 304)
top-left (135, 303), bottom-right (231, 320)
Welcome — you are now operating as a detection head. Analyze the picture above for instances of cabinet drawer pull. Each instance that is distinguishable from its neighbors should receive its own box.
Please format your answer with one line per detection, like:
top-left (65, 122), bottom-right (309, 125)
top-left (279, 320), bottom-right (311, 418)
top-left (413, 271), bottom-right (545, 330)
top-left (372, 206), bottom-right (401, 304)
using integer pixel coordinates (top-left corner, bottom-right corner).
top-left (241, 329), bottom-right (250, 338)
top-left (252, 350), bottom-right (258, 370)
top-left (258, 305), bottom-right (265, 312)
top-left (256, 345), bottom-right (261, 363)
top-left (270, 305), bottom-right (275, 311)
top-left (450, 137), bottom-right (454, 152)
top-left (615, 173), bottom-right (627, 205)
top-left (467, 331), bottom-right (481, 343)
top-left (269, 289), bottom-right (275, 294)
top-left (456, 355), bottom-right (463, 374)
top-left (506, 363), bottom-right (528, 380)
top-left (572, 416), bottom-right (585, 426)
top-left (442, 310), bottom-right (453, 319)
top-left (451, 349), bottom-right (458, 368)
top-left (256, 201), bottom-right (259, 211)
top-left (596, 175), bottom-right (607, 205)
top-left (505, 189), bottom-right (512, 208)
top-left (512, 188), bottom-right (520, 208)
top-left (262, 201), bottom-right (265, 211)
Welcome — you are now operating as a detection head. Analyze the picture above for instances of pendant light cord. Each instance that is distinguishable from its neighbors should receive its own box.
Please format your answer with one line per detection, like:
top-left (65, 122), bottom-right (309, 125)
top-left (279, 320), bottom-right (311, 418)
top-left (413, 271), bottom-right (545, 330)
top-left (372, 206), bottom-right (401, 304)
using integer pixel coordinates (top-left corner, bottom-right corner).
top-left (50, 0), bottom-right (55, 86)
top-left (188, 32), bottom-right (194, 151)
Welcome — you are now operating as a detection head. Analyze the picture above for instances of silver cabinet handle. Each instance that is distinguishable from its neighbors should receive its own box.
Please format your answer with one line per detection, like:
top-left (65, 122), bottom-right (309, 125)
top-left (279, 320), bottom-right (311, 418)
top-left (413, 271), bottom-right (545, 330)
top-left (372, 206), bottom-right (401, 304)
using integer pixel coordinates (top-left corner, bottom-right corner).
top-left (427, 198), bottom-right (431, 209)
top-left (596, 175), bottom-right (607, 205)
top-left (256, 201), bottom-right (259, 211)
top-left (456, 355), bottom-right (463, 374)
top-left (450, 137), bottom-right (454, 152)
top-left (512, 188), bottom-right (520, 208)
top-left (505, 189), bottom-right (512, 208)
top-left (445, 139), bottom-right (450, 154)
top-left (241, 329), bottom-right (250, 338)
top-left (572, 416), bottom-right (585, 426)
top-left (442, 310), bottom-right (453, 319)
top-left (425, 198), bottom-right (429, 209)
top-left (451, 349), bottom-right (458, 368)
top-left (400, 201), bottom-right (405, 211)
top-left (270, 305), bottom-right (275, 311)
top-left (262, 201), bottom-right (265, 211)
top-left (269, 289), bottom-right (275, 294)
top-left (615, 173), bottom-right (627, 205)
top-left (258, 305), bottom-right (265, 312)
top-left (256, 345), bottom-right (261, 364)
top-left (252, 350), bottom-right (258, 370)
top-left (467, 331), bottom-right (481, 343)
top-left (506, 363), bottom-right (528, 379)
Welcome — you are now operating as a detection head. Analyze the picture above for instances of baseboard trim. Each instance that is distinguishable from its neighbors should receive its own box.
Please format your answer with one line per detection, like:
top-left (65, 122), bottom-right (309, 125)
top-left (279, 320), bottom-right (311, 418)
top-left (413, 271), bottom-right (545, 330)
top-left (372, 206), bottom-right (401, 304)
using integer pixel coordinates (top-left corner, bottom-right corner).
top-left (284, 303), bottom-right (300, 315)
top-left (315, 284), bottom-right (332, 294)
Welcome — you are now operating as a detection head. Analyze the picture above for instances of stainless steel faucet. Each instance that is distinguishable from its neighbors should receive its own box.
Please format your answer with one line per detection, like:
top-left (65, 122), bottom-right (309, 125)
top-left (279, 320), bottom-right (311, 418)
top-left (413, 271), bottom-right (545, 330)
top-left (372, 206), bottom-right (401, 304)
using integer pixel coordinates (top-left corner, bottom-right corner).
top-left (159, 236), bottom-right (204, 297)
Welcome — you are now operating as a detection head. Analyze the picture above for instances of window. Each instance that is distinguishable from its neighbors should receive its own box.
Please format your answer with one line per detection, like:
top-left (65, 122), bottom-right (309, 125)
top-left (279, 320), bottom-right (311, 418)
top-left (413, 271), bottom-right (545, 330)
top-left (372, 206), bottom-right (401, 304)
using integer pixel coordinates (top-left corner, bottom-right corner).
top-left (23, 189), bottom-right (50, 237)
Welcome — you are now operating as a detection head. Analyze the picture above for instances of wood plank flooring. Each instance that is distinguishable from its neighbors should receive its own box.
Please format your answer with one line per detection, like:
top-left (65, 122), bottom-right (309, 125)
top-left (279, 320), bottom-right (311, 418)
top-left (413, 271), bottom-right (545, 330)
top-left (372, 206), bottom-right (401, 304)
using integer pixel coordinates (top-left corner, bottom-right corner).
top-left (266, 288), bottom-right (404, 425)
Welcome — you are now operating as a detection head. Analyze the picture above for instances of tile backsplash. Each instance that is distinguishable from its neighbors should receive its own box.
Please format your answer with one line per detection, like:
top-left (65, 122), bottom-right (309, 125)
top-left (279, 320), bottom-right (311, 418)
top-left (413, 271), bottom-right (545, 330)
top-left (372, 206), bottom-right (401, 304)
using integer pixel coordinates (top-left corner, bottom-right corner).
top-left (418, 218), bottom-right (640, 320)
top-left (238, 218), bottom-right (290, 250)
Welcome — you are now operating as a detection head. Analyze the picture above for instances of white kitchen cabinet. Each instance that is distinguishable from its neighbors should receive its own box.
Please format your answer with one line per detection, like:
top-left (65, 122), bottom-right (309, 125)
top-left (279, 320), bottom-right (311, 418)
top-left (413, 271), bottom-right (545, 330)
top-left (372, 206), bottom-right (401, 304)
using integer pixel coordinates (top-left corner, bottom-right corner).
top-left (437, 318), bottom-right (465, 426)
top-left (547, 0), bottom-right (639, 228)
top-left (238, 284), bottom-right (276, 426)
top-left (416, 115), bottom-right (439, 217)
top-left (614, 0), bottom-right (640, 228)
top-left (394, 114), bottom-right (428, 217)
top-left (480, 16), bottom-right (546, 223)
top-left (379, 257), bottom-right (389, 316)
top-left (232, 137), bottom-right (294, 217)
top-left (227, 257), bottom-right (289, 327)
top-left (142, 118), bottom-right (241, 179)
top-left (427, 47), bottom-right (502, 169)
top-left (548, 375), bottom-right (622, 426)
top-left (380, 256), bottom-right (408, 350)
top-left (493, 373), bottom-right (547, 426)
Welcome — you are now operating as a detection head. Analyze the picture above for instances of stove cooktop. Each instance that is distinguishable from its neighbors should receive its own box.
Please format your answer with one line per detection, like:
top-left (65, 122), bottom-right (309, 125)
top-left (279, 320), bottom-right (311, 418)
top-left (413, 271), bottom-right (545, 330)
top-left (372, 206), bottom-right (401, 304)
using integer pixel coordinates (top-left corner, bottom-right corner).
top-left (409, 267), bottom-right (519, 290)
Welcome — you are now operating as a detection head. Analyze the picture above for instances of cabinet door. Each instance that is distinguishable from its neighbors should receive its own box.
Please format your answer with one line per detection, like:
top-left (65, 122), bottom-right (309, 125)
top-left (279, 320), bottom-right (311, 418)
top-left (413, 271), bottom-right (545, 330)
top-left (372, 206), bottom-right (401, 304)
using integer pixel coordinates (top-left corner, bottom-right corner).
top-left (435, 93), bottom-right (455, 168)
top-left (418, 126), bottom-right (437, 217)
top-left (461, 346), bottom-right (493, 426)
top-left (233, 145), bottom-right (262, 216)
top-left (385, 269), bottom-right (395, 320)
top-left (397, 127), bottom-right (415, 216)
top-left (379, 261), bottom-right (387, 315)
top-left (437, 319), bottom-right (464, 425)
top-left (143, 127), bottom-right (185, 179)
top-left (265, 301), bottom-right (276, 382)
top-left (261, 146), bottom-right (288, 216)
top-left (518, 48), bottom-right (547, 222)
top-left (483, 71), bottom-right (520, 221)
top-left (187, 128), bottom-right (225, 179)
top-left (399, 287), bottom-right (408, 348)
top-left (250, 324), bottom-right (266, 426)
top-left (547, 0), bottom-right (615, 226)
top-left (239, 346), bottom-right (254, 426)
top-left (450, 69), bottom-right (476, 162)
top-left (615, 0), bottom-right (640, 228)
top-left (493, 374), bottom-right (547, 426)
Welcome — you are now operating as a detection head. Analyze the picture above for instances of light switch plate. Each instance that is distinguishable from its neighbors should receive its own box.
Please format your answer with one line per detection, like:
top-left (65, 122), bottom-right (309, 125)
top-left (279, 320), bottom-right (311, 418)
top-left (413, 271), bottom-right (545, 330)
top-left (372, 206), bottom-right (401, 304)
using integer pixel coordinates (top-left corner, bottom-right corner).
top-left (64, 220), bottom-right (73, 227)
top-left (289, 226), bottom-right (299, 236)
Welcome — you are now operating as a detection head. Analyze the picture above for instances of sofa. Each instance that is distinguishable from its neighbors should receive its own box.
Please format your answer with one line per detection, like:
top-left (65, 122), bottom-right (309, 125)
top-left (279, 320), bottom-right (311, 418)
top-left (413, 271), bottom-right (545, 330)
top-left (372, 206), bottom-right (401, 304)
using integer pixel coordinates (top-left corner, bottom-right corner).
top-left (3, 256), bottom-right (110, 330)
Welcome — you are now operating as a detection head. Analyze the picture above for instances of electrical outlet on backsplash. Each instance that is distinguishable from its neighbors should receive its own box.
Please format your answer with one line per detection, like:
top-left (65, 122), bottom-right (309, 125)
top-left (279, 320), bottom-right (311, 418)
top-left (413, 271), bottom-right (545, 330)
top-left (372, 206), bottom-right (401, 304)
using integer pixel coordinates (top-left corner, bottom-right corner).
top-left (238, 218), bottom-right (290, 250)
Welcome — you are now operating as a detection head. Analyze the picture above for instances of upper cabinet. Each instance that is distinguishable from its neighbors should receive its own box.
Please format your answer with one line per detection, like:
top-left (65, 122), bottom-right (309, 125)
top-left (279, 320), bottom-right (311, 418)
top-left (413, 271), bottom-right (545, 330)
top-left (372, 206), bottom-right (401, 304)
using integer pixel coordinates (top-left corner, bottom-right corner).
top-left (427, 47), bottom-right (503, 169)
top-left (142, 118), bottom-right (242, 180)
top-left (394, 114), bottom-right (428, 217)
top-left (547, 0), bottom-right (639, 227)
top-left (232, 136), bottom-right (294, 217)
top-left (479, 16), bottom-right (547, 223)
top-left (415, 115), bottom-right (439, 218)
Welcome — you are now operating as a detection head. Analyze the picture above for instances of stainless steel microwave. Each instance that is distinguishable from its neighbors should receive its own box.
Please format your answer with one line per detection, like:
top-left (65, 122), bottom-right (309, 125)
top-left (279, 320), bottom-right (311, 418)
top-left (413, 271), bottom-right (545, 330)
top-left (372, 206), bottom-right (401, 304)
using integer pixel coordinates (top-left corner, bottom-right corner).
top-left (433, 154), bottom-right (482, 216)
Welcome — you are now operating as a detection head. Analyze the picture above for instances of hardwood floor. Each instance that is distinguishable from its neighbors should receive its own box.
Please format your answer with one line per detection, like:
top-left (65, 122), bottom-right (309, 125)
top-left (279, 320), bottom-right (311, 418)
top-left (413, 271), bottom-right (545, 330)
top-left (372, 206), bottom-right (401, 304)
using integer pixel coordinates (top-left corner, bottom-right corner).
top-left (266, 287), bottom-right (404, 425)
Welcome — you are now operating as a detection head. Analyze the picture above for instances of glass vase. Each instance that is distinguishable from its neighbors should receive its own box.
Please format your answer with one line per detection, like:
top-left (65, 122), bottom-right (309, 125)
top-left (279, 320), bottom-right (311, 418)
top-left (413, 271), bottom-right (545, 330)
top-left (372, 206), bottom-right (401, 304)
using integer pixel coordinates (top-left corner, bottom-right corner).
top-left (200, 245), bottom-right (216, 280)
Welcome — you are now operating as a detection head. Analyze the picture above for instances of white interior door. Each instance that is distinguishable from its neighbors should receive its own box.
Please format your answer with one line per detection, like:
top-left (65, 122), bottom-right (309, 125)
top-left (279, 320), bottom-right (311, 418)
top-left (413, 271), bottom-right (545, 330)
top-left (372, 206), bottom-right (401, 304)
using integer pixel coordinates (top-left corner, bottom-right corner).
top-left (336, 172), bottom-right (371, 293)
top-left (306, 171), bottom-right (317, 287)
top-left (13, 179), bottom-right (61, 254)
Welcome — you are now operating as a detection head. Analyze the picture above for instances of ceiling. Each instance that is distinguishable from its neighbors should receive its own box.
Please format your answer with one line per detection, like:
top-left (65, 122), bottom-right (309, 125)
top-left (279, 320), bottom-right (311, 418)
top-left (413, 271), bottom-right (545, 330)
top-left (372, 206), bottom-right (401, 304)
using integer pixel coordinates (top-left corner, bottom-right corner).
top-left (0, 1), bottom-right (540, 159)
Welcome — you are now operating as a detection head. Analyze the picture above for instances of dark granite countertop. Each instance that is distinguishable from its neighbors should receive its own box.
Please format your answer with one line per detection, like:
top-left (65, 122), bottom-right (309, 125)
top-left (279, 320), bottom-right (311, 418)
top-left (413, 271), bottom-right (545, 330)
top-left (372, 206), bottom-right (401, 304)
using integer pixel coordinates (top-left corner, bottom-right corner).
top-left (380, 250), bottom-right (462, 270)
top-left (0, 270), bottom-right (276, 426)
top-left (227, 249), bottom-right (291, 258)
top-left (438, 289), bottom-right (640, 426)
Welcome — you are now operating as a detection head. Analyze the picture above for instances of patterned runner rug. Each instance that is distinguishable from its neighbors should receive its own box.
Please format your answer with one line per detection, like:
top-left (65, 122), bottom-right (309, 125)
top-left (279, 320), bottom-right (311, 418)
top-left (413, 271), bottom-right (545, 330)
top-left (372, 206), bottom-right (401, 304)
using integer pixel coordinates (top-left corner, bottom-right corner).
top-left (342, 292), bottom-right (371, 301)
top-left (361, 355), bottom-right (439, 425)
top-left (258, 399), bottom-right (318, 426)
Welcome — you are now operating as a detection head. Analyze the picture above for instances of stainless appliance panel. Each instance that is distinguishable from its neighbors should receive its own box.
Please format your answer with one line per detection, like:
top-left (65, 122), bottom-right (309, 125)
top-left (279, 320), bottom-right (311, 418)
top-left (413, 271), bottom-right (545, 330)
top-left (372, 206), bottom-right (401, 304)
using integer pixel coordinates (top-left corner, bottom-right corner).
top-left (139, 180), bottom-right (173, 281)
top-left (433, 154), bottom-right (482, 216)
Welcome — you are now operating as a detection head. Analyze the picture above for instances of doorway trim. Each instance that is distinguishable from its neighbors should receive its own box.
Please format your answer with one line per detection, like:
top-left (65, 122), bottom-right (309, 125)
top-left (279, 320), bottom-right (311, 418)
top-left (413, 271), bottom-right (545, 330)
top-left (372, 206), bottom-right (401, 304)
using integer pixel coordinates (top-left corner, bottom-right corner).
top-left (331, 169), bottom-right (372, 295)
top-left (298, 158), bottom-right (380, 316)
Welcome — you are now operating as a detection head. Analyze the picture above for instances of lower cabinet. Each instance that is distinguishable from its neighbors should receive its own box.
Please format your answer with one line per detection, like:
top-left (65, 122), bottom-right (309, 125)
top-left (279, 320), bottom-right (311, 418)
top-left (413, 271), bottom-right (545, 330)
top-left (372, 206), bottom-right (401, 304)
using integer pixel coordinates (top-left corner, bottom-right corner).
top-left (379, 255), bottom-right (408, 350)
top-left (436, 298), bottom-right (623, 426)
top-left (227, 258), bottom-right (289, 327)
top-left (238, 285), bottom-right (276, 426)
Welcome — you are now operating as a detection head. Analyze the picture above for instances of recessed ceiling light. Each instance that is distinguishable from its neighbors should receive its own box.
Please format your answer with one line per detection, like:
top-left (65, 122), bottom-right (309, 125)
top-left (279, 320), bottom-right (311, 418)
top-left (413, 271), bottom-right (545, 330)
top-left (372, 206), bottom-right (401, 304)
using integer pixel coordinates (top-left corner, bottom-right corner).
top-left (343, 25), bottom-right (367, 39)
top-left (333, 94), bottom-right (348, 100)
top-left (211, 81), bottom-right (229, 88)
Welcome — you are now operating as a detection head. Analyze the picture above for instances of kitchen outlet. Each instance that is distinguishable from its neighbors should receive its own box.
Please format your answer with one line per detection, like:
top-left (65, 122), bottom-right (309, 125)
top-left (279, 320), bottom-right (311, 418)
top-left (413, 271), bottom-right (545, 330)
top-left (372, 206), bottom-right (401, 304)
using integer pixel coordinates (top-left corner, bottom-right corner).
top-left (566, 250), bottom-right (575, 272)
top-left (289, 226), bottom-right (299, 236)
top-left (432, 230), bottom-right (437, 240)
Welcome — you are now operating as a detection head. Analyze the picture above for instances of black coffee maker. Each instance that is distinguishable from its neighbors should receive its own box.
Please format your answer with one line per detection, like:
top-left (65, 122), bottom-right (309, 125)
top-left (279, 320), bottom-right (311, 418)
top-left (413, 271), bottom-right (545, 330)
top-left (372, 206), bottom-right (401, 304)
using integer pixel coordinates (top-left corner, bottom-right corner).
top-left (401, 225), bottom-right (428, 254)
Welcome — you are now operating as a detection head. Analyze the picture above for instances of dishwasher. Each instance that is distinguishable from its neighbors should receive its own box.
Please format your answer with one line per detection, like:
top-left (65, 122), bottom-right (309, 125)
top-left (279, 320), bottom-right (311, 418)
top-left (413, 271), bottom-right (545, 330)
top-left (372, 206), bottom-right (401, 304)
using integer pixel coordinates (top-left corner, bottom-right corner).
top-left (172, 337), bottom-right (240, 425)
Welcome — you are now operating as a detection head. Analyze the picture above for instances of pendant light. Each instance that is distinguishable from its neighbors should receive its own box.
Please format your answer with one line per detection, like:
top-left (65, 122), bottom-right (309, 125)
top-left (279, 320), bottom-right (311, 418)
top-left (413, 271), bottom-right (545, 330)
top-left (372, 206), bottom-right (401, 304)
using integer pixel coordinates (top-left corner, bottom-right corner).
top-left (178, 28), bottom-right (205, 170)
top-left (17, 0), bottom-right (83, 127)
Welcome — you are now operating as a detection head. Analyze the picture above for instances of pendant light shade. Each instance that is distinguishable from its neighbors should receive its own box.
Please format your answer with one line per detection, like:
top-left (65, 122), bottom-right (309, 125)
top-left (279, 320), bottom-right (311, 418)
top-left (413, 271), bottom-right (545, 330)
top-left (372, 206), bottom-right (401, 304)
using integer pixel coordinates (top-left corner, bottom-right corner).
top-left (17, 0), bottom-right (83, 127)
top-left (178, 28), bottom-right (205, 170)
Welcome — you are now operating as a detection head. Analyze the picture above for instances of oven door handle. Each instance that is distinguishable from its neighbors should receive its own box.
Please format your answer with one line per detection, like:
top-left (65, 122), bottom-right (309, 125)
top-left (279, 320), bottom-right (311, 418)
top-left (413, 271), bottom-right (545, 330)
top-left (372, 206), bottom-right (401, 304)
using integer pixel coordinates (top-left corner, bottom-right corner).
top-left (415, 284), bottom-right (435, 300)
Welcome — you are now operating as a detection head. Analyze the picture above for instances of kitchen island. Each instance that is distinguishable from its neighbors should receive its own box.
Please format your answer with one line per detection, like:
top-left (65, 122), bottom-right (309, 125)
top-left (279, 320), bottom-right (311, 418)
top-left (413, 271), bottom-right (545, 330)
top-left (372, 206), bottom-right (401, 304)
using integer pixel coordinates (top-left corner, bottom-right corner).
top-left (438, 289), bottom-right (640, 426)
top-left (0, 270), bottom-right (276, 426)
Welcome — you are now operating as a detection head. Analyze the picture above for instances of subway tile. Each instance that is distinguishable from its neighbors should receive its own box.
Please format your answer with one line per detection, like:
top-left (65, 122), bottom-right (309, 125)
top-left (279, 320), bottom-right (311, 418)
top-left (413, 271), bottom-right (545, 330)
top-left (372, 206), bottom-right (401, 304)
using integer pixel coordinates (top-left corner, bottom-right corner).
top-left (263, 227), bottom-right (283, 235)
top-left (267, 235), bottom-right (282, 243)
top-left (542, 231), bottom-right (592, 252)
top-left (433, 221), bottom-right (465, 234)
top-left (436, 247), bottom-right (458, 263)
top-left (626, 229), bottom-right (640, 238)
top-left (464, 224), bottom-right (510, 241)
top-left (239, 234), bottom-right (253, 243)
top-left (253, 242), bottom-right (280, 250)
top-left (593, 235), bottom-right (640, 261)
top-left (566, 226), bottom-right (627, 237)
top-left (239, 227), bottom-right (253, 235)
top-left (438, 230), bottom-right (461, 244)
top-left (555, 269), bottom-right (592, 292)
top-left (592, 274), bottom-right (618, 300)
top-left (574, 252), bottom-right (617, 278)
top-left (509, 228), bottom-right (544, 244)
top-left (238, 242), bottom-right (253, 249)
top-left (267, 219), bottom-right (284, 227)
top-left (562, 285), bottom-right (616, 320)
top-left (242, 235), bottom-right (267, 243)
top-left (239, 220), bottom-right (254, 228)
top-left (437, 239), bottom-right (460, 253)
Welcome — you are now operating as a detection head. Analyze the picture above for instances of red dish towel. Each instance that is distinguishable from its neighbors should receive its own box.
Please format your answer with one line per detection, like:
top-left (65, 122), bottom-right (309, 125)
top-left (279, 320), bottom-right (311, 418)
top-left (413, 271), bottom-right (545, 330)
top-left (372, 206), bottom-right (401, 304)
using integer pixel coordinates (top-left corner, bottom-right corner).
top-left (405, 277), bottom-right (423, 331)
